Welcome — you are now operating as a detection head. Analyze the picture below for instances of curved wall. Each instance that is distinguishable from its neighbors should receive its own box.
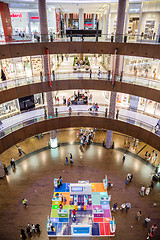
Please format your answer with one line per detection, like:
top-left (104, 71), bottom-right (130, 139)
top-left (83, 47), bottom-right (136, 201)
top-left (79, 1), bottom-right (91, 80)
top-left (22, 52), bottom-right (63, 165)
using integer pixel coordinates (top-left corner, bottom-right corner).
top-left (0, 42), bottom-right (160, 60)
top-left (0, 80), bottom-right (160, 105)
top-left (0, 116), bottom-right (160, 154)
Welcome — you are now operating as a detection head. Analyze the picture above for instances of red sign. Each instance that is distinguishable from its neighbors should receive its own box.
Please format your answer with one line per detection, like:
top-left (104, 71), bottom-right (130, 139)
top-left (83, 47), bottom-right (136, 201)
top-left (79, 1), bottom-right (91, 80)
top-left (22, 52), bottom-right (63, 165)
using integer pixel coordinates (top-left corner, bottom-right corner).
top-left (30, 16), bottom-right (39, 20)
top-left (10, 13), bottom-right (22, 18)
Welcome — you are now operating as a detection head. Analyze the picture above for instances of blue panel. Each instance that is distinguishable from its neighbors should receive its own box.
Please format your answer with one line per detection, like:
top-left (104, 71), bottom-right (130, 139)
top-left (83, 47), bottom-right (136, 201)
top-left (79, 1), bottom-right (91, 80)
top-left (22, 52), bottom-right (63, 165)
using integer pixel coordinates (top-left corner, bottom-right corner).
top-left (73, 227), bottom-right (90, 234)
top-left (92, 223), bottom-right (100, 236)
top-left (51, 218), bottom-right (59, 223)
top-left (48, 231), bottom-right (56, 235)
top-left (55, 223), bottom-right (63, 235)
top-left (55, 183), bottom-right (66, 192)
top-left (59, 218), bottom-right (69, 223)
top-left (66, 183), bottom-right (70, 192)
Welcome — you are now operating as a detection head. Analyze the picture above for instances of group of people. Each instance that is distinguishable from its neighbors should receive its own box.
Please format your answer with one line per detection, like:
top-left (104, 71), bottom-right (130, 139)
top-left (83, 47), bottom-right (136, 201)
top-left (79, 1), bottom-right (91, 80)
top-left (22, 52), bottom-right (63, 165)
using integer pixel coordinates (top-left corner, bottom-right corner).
top-left (145, 150), bottom-right (158, 164)
top-left (77, 128), bottom-right (95, 146)
top-left (124, 138), bottom-right (139, 151)
top-left (139, 180), bottom-right (154, 197)
top-left (65, 153), bottom-right (73, 165)
top-left (20, 224), bottom-right (40, 239)
top-left (88, 103), bottom-right (99, 112)
top-left (111, 202), bottom-right (131, 213)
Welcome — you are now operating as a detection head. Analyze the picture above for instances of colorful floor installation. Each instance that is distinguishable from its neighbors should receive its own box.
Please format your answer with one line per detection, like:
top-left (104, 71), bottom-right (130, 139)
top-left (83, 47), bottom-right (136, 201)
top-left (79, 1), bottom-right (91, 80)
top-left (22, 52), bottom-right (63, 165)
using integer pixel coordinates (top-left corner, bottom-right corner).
top-left (47, 177), bottom-right (116, 237)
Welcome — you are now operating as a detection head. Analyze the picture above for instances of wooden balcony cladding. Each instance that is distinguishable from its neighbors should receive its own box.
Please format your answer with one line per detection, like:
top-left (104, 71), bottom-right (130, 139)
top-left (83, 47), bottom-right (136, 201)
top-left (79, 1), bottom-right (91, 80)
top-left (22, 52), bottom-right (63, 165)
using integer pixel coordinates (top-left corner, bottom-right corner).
top-left (0, 116), bottom-right (159, 154)
top-left (0, 42), bottom-right (160, 60)
top-left (0, 80), bottom-right (160, 105)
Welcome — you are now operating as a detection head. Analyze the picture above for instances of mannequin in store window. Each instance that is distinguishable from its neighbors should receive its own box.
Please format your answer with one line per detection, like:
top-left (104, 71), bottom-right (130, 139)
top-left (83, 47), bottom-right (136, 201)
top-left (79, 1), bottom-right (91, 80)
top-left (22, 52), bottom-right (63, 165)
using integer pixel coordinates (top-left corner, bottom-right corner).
top-left (1, 69), bottom-right (7, 89)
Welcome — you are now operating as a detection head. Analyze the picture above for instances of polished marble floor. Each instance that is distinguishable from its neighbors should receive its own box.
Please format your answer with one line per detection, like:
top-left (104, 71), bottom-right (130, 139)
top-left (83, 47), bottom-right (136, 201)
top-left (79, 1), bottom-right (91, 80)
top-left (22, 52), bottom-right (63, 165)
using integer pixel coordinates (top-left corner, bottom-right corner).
top-left (0, 141), bottom-right (160, 240)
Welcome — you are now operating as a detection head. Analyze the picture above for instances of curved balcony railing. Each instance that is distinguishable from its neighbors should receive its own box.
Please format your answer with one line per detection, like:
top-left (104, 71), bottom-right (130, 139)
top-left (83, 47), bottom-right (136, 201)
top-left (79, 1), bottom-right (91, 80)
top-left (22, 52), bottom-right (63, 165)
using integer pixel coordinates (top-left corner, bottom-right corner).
top-left (1, 72), bottom-right (160, 91)
top-left (0, 33), bottom-right (160, 45)
top-left (0, 108), bottom-right (159, 140)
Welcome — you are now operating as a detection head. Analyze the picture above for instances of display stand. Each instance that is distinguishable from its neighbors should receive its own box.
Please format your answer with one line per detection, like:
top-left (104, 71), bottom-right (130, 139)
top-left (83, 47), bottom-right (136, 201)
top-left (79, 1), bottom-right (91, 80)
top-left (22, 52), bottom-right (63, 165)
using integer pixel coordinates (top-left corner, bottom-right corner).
top-left (47, 176), bottom-right (116, 237)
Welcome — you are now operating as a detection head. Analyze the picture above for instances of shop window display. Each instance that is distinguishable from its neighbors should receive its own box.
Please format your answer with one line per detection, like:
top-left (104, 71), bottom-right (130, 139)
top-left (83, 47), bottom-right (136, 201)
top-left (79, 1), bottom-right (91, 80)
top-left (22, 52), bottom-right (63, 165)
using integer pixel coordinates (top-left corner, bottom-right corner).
top-left (0, 99), bottom-right (20, 118)
top-left (144, 20), bottom-right (155, 39)
top-left (31, 56), bottom-right (42, 75)
top-left (128, 17), bottom-right (139, 36)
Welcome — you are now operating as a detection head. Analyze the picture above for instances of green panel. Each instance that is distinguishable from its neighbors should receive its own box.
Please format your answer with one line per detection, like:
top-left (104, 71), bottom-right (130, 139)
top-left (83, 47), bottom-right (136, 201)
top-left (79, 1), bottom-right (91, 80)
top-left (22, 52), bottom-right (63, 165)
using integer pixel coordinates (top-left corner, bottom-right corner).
top-left (63, 205), bottom-right (70, 210)
top-left (52, 205), bottom-right (59, 210)
top-left (58, 213), bottom-right (69, 218)
top-left (69, 205), bottom-right (76, 209)
top-left (51, 209), bottom-right (59, 218)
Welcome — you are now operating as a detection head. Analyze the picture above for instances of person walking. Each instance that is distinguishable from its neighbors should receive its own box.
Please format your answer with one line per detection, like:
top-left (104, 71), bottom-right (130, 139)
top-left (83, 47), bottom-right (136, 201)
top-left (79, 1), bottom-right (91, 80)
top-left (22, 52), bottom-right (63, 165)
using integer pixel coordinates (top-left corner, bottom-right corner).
top-left (10, 158), bottom-right (15, 170)
top-left (65, 157), bottom-right (69, 165)
top-left (152, 153), bottom-right (157, 163)
top-left (125, 202), bottom-right (131, 213)
top-left (59, 176), bottom-right (63, 186)
top-left (145, 186), bottom-right (150, 195)
top-left (26, 224), bottom-right (31, 236)
top-left (122, 153), bottom-right (126, 161)
top-left (32, 224), bottom-right (36, 236)
top-left (35, 224), bottom-right (40, 234)
top-left (98, 67), bottom-right (101, 79)
top-left (52, 70), bottom-right (55, 81)
top-left (70, 153), bottom-right (73, 165)
top-left (120, 203), bottom-right (126, 212)
top-left (145, 151), bottom-right (148, 159)
top-left (20, 229), bottom-right (27, 239)
top-left (112, 203), bottom-right (118, 211)
top-left (57, 178), bottom-right (60, 188)
top-left (60, 193), bottom-right (63, 203)
top-left (145, 217), bottom-right (151, 227)
top-left (137, 211), bottom-right (142, 221)
top-left (151, 150), bottom-right (155, 160)
top-left (129, 173), bottom-right (133, 182)
top-left (150, 180), bottom-right (154, 189)
top-left (3, 164), bottom-right (8, 175)
top-left (18, 146), bottom-right (22, 156)
top-left (90, 69), bottom-right (92, 78)
top-left (22, 198), bottom-right (28, 208)
top-left (140, 186), bottom-right (145, 196)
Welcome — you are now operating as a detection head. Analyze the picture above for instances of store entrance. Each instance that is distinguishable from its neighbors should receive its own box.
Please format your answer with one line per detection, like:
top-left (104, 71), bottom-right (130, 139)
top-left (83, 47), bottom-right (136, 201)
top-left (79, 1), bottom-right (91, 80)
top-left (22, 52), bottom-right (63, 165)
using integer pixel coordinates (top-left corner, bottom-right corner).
top-left (128, 17), bottom-right (139, 36)
top-left (30, 22), bottom-right (40, 36)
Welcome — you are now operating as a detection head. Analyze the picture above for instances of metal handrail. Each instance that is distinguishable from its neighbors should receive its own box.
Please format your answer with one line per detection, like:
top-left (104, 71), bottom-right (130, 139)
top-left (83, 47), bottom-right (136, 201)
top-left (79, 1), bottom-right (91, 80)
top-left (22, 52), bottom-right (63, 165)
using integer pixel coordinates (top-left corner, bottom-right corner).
top-left (0, 109), bottom-right (158, 140)
top-left (0, 33), bottom-right (159, 45)
top-left (1, 72), bottom-right (160, 92)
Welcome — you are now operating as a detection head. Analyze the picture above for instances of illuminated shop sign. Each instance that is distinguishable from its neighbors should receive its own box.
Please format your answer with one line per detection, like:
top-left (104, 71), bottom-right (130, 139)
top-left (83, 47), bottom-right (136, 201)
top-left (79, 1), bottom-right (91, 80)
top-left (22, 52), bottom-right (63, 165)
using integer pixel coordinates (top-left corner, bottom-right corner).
top-left (30, 16), bottom-right (39, 20)
top-left (129, 3), bottom-right (141, 13)
top-left (10, 13), bottom-right (22, 18)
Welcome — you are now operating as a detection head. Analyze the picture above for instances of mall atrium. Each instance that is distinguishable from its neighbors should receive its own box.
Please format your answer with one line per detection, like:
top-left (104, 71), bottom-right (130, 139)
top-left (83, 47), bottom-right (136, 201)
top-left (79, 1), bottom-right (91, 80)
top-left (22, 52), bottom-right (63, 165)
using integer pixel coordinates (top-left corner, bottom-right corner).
top-left (0, 0), bottom-right (160, 239)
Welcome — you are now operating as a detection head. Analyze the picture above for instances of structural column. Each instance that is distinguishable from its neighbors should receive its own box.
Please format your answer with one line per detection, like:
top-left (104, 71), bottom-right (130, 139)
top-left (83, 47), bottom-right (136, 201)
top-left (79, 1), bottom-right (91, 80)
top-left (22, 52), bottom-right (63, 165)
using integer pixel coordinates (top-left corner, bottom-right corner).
top-left (137, 3), bottom-right (143, 41)
top-left (92, 14), bottom-right (96, 30)
top-left (79, 8), bottom-right (84, 29)
top-left (106, 0), bottom-right (127, 148)
top-left (38, 0), bottom-right (57, 148)
top-left (0, 2), bottom-right (12, 42)
top-left (66, 13), bottom-right (69, 30)
top-left (105, 5), bottom-right (110, 39)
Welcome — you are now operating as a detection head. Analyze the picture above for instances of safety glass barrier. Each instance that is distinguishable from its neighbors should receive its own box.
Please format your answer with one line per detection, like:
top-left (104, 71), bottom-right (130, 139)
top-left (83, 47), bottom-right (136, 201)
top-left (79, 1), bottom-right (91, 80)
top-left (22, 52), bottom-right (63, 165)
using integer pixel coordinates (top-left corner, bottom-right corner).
top-left (1, 72), bottom-right (160, 92)
top-left (0, 109), bottom-right (158, 140)
top-left (0, 34), bottom-right (160, 45)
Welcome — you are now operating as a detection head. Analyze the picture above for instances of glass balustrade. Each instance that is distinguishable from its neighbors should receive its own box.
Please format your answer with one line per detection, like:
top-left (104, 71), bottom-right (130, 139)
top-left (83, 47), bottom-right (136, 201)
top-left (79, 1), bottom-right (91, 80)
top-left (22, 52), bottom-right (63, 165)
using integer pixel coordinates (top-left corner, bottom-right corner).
top-left (0, 34), bottom-right (160, 45)
top-left (1, 72), bottom-right (160, 91)
top-left (0, 109), bottom-right (158, 140)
